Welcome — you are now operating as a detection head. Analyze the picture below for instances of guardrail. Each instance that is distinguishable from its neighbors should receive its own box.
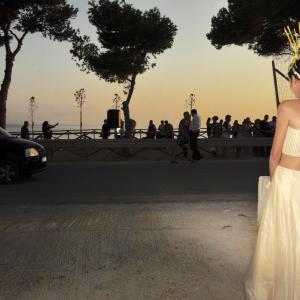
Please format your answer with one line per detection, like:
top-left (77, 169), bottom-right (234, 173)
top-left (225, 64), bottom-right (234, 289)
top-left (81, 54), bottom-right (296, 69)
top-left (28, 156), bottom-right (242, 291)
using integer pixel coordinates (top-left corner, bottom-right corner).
top-left (39, 137), bottom-right (273, 161)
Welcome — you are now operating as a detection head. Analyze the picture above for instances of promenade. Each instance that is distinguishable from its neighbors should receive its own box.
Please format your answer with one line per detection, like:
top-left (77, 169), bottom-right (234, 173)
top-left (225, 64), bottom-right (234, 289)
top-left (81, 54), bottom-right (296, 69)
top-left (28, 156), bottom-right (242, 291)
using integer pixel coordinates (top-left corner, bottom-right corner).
top-left (0, 159), bottom-right (268, 299)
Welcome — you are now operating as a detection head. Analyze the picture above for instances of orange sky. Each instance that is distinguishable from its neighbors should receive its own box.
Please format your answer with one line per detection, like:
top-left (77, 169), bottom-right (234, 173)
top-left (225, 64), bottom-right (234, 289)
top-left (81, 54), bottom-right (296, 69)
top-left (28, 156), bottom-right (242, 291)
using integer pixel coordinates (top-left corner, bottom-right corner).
top-left (0, 0), bottom-right (292, 129)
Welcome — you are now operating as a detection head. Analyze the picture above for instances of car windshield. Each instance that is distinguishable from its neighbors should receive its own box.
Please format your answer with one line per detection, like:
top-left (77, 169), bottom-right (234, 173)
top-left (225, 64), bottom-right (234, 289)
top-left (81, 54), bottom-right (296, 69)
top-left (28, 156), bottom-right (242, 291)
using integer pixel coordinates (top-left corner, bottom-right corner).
top-left (0, 127), bottom-right (13, 138)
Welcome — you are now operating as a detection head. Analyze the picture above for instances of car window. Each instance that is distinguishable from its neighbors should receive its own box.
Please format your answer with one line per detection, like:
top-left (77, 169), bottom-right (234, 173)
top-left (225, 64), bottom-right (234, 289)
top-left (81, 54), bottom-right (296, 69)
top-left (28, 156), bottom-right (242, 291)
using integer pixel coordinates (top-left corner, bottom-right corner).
top-left (0, 127), bottom-right (12, 138)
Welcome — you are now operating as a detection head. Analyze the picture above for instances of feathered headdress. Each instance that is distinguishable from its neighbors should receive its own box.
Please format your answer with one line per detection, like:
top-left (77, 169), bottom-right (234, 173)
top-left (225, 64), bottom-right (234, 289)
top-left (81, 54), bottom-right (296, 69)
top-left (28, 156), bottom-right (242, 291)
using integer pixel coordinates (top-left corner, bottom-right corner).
top-left (284, 23), bottom-right (300, 77)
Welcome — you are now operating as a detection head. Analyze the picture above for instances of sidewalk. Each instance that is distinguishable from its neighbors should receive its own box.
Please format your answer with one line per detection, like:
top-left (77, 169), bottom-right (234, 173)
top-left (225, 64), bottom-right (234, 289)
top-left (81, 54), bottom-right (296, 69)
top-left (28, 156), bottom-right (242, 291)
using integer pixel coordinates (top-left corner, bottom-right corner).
top-left (0, 201), bottom-right (257, 300)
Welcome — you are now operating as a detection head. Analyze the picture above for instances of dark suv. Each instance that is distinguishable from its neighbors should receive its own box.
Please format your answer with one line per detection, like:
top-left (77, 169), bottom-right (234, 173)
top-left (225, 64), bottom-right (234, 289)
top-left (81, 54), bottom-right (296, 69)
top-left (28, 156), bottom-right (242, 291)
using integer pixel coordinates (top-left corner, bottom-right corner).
top-left (0, 127), bottom-right (47, 183)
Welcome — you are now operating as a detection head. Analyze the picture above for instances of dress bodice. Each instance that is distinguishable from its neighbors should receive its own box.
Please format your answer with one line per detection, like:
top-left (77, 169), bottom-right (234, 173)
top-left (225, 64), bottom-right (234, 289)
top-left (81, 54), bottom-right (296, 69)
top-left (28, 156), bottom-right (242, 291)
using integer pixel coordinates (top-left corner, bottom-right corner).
top-left (282, 126), bottom-right (300, 157)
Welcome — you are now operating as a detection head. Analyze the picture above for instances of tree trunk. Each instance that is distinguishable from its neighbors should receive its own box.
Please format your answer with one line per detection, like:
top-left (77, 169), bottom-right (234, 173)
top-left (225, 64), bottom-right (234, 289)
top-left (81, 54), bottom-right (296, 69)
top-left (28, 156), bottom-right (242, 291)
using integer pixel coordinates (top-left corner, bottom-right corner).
top-left (80, 106), bottom-right (82, 134)
top-left (122, 74), bottom-right (137, 138)
top-left (0, 54), bottom-right (14, 129)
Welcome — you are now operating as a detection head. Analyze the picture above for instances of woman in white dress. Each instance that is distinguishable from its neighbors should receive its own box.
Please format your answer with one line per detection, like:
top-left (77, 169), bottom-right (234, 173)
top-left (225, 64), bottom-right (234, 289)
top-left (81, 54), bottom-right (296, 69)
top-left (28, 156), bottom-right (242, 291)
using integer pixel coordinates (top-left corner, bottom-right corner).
top-left (244, 25), bottom-right (300, 300)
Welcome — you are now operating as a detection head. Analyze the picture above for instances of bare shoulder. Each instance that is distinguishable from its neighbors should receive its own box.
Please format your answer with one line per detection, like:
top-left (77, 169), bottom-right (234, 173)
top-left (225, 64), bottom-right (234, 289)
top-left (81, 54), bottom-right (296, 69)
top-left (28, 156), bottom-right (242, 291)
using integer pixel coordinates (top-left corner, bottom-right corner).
top-left (277, 100), bottom-right (290, 114)
top-left (278, 99), bottom-right (300, 112)
top-left (278, 100), bottom-right (300, 127)
top-left (280, 99), bottom-right (300, 107)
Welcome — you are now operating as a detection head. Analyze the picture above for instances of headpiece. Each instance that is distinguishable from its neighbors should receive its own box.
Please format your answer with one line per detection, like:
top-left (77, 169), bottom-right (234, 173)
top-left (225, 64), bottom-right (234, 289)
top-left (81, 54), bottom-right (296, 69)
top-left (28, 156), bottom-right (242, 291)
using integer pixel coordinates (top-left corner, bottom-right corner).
top-left (284, 23), bottom-right (300, 78)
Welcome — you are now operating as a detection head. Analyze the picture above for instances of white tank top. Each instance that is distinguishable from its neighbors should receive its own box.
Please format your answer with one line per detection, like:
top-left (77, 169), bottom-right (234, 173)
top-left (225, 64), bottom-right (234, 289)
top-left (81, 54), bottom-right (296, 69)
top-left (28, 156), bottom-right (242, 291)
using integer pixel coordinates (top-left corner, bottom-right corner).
top-left (282, 126), bottom-right (300, 157)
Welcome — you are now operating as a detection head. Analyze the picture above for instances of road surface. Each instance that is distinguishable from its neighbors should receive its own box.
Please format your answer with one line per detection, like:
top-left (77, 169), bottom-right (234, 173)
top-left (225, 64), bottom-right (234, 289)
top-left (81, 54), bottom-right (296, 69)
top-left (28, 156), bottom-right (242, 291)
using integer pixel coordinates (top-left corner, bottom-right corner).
top-left (0, 159), bottom-right (267, 299)
top-left (0, 159), bottom-right (268, 204)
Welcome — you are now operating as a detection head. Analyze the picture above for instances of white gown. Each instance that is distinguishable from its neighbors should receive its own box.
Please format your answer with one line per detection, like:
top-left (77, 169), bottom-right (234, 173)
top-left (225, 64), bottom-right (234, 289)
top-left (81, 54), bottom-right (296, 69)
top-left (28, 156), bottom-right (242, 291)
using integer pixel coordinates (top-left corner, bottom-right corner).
top-left (245, 126), bottom-right (300, 300)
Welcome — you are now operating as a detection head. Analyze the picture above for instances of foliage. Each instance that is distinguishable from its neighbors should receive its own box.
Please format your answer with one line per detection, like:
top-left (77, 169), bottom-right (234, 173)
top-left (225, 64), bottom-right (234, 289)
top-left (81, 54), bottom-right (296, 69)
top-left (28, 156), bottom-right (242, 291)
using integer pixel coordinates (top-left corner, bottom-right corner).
top-left (207, 0), bottom-right (300, 56)
top-left (74, 88), bottom-right (86, 108)
top-left (0, 0), bottom-right (78, 47)
top-left (71, 0), bottom-right (177, 84)
top-left (0, 0), bottom-right (78, 128)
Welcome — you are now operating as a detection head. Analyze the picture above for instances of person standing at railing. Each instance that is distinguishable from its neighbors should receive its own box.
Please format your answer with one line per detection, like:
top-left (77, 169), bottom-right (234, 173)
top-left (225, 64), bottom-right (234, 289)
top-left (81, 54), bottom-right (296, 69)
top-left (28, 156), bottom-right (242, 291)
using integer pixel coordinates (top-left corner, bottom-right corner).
top-left (210, 116), bottom-right (222, 138)
top-left (157, 120), bottom-right (166, 139)
top-left (260, 114), bottom-right (271, 137)
top-left (189, 109), bottom-right (203, 162)
top-left (146, 120), bottom-right (156, 139)
top-left (20, 121), bottom-right (30, 140)
top-left (222, 114), bottom-right (232, 139)
top-left (101, 119), bottom-right (110, 139)
top-left (42, 121), bottom-right (59, 139)
top-left (232, 120), bottom-right (239, 138)
top-left (239, 118), bottom-right (252, 137)
top-left (260, 114), bottom-right (272, 156)
top-left (165, 120), bottom-right (174, 139)
top-left (252, 119), bottom-right (264, 157)
top-left (115, 120), bottom-right (125, 139)
top-left (269, 115), bottom-right (277, 137)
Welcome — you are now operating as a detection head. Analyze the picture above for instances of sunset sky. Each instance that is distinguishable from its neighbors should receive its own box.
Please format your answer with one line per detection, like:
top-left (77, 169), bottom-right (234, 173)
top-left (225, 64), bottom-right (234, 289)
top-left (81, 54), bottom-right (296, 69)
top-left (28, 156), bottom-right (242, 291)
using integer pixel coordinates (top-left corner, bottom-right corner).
top-left (0, 0), bottom-right (292, 129)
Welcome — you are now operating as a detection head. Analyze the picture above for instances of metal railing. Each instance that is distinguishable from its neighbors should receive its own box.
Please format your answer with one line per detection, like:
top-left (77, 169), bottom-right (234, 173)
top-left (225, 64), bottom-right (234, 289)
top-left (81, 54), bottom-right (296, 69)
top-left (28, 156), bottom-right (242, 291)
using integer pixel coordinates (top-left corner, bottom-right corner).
top-left (8, 128), bottom-right (273, 141)
top-left (9, 128), bottom-right (208, 140)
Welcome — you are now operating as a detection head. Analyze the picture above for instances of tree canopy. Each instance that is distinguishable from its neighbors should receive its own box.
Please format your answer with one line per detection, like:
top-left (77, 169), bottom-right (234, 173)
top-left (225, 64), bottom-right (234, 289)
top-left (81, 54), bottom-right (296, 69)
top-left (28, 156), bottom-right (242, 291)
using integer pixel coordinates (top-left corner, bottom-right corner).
top-left (207, 0), bottom-right (300, 56)
top-left (71, 0), bottom-right (177, 136)
top-left (0, 0), bottom-right (78, 128)
top-left (0, 0), bottom-right (78, 45)
top-left (72, 0), bottom-right (177, 82)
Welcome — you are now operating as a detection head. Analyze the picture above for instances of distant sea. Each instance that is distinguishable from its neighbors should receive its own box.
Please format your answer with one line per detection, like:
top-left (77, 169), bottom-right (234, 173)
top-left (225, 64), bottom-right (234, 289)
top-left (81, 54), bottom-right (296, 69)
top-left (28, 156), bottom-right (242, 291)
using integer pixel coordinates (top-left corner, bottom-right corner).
top-left (6, 124), bottom-right (100, 133)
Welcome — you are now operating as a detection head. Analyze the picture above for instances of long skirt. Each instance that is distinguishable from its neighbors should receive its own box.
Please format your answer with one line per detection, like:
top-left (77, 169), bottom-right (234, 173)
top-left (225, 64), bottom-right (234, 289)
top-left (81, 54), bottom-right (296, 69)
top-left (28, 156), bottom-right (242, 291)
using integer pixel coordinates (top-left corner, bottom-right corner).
top-left (245, 165), bottom-right (300, 300)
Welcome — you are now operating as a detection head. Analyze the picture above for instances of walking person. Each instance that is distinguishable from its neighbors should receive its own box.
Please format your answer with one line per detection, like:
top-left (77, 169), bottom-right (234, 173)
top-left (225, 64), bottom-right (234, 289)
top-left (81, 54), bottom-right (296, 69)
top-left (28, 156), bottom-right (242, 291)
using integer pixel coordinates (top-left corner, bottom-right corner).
top-left (20, 121), bottom-right (30, 140)
top-left (178, 112), bottom-right (191, 159)
top-left (221, 114), bottom-right (232, 157)
top-left (206, 117), bottom-right (212, 138)
top-left (232, 120), bottom-right (241, 157)
top-left (189, 109), bottom-right (202, 162)
top-left (245, 31), bottom-right (300, 299)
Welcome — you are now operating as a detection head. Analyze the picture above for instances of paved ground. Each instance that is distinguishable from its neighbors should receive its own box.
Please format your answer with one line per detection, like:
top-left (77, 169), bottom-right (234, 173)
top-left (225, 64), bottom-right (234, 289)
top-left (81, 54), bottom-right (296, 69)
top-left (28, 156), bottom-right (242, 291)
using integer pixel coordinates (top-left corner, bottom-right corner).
top-left (0, 160), bottom-right (268, 299)
top-left (0, 202), bottom-right (257, 300)
top-left (0, 159), bottom-right (268, 204)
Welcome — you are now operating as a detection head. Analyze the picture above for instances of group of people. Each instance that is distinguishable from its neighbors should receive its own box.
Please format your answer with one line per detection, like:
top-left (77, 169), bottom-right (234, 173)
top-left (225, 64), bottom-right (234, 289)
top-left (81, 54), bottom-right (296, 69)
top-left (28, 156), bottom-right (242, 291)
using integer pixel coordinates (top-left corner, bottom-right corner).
top-left (206, 114), bottom-right (277, 139)
top-left (20, 114), bottom-right (276, 145)
top-left (20, 121), bottom-right (58, 140)
top-left (101, 119), bottom-right (126, 139)
top-left (147, 120), bottom-right (174, 139)
top-left (176, 109), bottom-right (203, 161)
top-left (100, 110), bottom-right (203, 161)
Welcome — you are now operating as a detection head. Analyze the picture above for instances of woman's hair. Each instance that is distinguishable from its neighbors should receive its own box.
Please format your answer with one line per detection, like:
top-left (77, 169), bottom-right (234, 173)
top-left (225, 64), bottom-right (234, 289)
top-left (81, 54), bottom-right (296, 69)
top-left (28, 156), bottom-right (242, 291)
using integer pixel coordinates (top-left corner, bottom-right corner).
top-left (288, 59), bottom-right (300, 79)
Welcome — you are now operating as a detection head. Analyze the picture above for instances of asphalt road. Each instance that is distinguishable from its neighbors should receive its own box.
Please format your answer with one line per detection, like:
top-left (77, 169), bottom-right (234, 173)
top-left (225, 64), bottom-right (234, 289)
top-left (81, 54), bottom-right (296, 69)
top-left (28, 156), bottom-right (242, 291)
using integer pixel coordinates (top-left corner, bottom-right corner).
top-left (0, 159), bottom-right (268, 205)
top-left (0, 202), bottom-right (257, 300)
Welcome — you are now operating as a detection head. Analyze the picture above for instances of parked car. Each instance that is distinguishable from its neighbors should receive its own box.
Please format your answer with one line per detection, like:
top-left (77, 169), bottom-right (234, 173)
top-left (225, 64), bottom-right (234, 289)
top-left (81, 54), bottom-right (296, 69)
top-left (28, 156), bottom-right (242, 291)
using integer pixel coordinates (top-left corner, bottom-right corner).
top-left (0, 127), bottom-right (47, 183)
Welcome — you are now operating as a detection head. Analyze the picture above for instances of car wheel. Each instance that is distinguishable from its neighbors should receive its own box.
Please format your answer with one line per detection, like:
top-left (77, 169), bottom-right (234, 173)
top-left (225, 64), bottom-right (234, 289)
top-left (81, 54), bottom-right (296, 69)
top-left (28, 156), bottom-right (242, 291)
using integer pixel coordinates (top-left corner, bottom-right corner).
top-left (0, 161), bottom-right (20, 184)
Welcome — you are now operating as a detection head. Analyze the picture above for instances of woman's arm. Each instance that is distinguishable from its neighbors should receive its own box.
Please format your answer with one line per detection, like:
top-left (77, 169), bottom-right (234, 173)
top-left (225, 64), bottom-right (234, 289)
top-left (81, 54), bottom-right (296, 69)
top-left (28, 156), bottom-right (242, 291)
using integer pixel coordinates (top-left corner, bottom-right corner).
top-left (50, 123), bottom-right (59, 129)
top-left (269, 101), bottom-right (289, 180)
